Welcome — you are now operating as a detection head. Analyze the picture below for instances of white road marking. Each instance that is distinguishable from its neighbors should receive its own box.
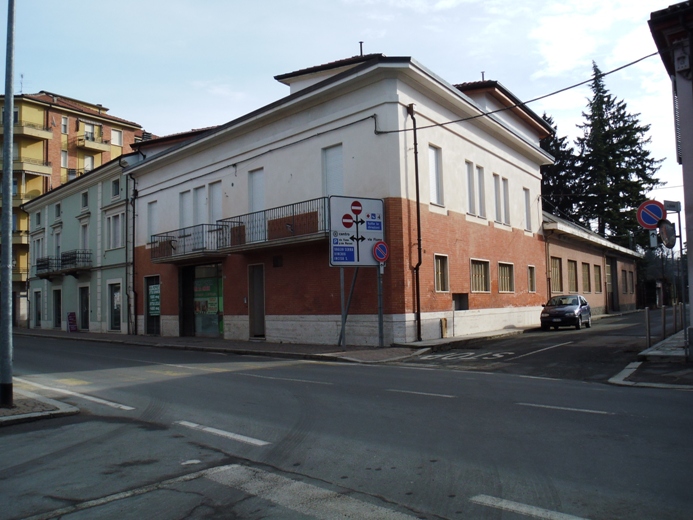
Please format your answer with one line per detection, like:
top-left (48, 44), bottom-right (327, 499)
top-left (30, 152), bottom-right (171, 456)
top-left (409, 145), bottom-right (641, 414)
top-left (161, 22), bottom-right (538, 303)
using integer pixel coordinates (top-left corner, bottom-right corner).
top-left (509, 342), bottom-right (573, 360)
top-left (517, 403), bottom-right (614, 415)
top-left (386, 389), bottom-right (455, 398)
top-left (470, 494), bottom-right (589, 520)
top-left (235, 372), bottom-right (333, 385)
top-left (15, 377), bottom-right (135, 410)
top-left (175, 420), bottom-right (270, 446)
top-left (207, 464), bottom-right (416, 519)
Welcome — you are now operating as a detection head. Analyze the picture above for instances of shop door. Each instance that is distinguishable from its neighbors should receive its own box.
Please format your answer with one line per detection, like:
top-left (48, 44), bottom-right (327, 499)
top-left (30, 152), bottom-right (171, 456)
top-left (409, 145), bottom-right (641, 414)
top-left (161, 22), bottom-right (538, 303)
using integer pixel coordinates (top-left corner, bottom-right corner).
top-left (248, 264), bottom-right (265, 338)
top-left (193, 265), bottom-right (223, 338)
top-left (79, 287), bottom-right (89, 330)
top-left (146, 276), bottom-right (161, 335)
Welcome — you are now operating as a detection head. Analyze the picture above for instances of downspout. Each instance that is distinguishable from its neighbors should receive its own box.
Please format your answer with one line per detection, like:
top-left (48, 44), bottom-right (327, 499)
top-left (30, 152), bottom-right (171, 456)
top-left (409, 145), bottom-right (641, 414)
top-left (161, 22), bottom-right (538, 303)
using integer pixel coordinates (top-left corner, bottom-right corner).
top-left (120, 154), bottom-right (137, 335)
top-left (407, 104), bottom-right (423, 341)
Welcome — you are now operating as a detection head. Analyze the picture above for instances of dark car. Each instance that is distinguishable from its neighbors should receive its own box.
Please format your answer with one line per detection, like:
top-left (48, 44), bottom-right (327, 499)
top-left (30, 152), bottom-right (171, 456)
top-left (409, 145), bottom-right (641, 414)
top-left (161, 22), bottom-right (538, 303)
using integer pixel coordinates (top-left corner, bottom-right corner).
top-left (540, 294), bottom-right (592, 330)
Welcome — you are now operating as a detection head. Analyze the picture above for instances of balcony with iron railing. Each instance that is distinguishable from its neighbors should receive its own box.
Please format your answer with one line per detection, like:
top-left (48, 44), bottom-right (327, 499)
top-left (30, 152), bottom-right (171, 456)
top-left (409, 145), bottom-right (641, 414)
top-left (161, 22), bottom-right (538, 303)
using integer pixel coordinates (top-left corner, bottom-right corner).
top-left (61, 168), bottom-right (87, 184)
top-left (0, 119), bottom-right (53, 140)
top-left (0, 155), bottom-right (52, 175)
top-left (218, 197), bottom-right (329, 253)
top-left (35, 250), bottom-right (92, 278)
top-left (150, 223), bottom-right (230, 263)
top-left (76, 132), bottom-right (110, 152)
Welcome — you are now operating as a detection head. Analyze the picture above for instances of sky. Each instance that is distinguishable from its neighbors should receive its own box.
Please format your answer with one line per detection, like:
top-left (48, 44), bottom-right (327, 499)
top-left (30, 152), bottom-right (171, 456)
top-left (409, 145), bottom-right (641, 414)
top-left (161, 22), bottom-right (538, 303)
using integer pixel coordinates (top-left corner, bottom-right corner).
top-left (2, 0), bottom-right (684, 233)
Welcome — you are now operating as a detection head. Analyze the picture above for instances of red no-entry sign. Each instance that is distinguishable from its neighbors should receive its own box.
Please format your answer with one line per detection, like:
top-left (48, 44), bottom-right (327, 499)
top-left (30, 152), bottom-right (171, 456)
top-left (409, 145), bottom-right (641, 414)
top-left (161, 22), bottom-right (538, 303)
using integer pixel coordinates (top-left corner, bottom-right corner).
top-left (351, 201), bottom-right (362, 215)
top-left (342, 214), bottom-right (353, 228)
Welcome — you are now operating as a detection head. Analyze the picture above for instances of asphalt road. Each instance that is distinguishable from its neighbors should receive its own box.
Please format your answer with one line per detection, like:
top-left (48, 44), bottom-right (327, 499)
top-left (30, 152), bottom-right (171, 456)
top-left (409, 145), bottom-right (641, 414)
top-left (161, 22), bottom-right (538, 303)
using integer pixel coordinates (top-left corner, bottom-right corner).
top-left (3, 329), bottom-right (693, 520)
top-left (404, 311), bottom-right (664, 382)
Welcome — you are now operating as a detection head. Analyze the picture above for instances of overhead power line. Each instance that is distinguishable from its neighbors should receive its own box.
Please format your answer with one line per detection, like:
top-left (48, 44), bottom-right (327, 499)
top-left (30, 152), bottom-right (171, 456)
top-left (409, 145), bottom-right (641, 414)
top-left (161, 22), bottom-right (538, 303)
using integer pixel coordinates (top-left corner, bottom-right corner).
top-left (377, 52), bottom-right (659, 134)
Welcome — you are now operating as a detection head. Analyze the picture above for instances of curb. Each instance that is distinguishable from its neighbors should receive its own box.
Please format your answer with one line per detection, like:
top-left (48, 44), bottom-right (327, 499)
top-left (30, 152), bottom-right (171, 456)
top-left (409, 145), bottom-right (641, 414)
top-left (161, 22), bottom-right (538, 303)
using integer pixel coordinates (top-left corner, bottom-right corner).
top-left (608, 362), bottom-right (693, 390)
top-left (0, 388), bottom-right (80, 426)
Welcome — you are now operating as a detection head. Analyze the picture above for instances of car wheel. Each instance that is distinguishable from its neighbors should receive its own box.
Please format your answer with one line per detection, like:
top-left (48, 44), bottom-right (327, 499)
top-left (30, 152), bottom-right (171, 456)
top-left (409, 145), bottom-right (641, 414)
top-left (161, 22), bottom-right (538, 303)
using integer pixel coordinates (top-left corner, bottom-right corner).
top-left (541, 323), bottom-right (550, 331)
top-left (586, 315), bottom-right (592, 328)
top-left (575, 317), bottom-right (581, 330)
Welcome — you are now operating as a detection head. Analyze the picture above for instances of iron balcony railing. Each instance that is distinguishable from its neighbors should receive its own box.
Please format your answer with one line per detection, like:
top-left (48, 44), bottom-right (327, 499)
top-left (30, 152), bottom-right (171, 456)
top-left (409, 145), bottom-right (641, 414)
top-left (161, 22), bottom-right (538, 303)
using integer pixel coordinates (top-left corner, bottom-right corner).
top-left (60, 249), bottom-right (92, 270)
top-left (150, 223), bottom-right (229, 262)
top-left (35, 250), bottom-right (92, 277)
top-left (218, 197), bottom-right (329, 251)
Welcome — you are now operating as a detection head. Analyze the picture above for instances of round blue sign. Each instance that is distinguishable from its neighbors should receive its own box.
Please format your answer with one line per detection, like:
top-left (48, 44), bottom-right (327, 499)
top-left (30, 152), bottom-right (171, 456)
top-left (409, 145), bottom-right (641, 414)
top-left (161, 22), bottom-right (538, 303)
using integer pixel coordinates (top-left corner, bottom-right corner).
top-left (373, 241), bottom-right (389, 262)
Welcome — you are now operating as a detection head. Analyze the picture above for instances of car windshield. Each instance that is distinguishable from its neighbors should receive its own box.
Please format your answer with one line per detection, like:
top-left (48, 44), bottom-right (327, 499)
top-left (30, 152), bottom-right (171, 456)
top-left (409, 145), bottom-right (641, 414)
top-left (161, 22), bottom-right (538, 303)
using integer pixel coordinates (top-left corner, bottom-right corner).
top-left (548, 296), bottom-right (578, 306)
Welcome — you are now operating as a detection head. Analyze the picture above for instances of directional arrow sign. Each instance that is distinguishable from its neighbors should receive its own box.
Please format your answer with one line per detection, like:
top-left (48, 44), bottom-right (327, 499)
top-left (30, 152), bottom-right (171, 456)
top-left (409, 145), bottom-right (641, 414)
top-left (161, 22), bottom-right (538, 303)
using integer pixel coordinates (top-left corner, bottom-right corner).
top-left (329, 196), bottom-right (385, 267)
top-left (637, 200), bottom-right (666, 230)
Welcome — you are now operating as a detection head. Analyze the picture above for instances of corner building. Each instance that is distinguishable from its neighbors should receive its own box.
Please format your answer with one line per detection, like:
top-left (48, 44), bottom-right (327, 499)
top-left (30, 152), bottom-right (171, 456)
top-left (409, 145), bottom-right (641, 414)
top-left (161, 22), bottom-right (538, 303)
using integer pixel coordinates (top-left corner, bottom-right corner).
top-left (129, 55), bottom-right (553, 345)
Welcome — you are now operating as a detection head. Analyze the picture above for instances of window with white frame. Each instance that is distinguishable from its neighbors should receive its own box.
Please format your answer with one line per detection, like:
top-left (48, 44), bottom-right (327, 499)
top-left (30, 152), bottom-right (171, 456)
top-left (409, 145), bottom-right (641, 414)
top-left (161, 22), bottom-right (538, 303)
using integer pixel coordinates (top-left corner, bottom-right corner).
top-left (54, 230), bottom-right (61, 257)
top-left (147, 201), bottom-right (158, 243)
top-left (429, 145), bottom-right (443, 206)
top-left (55, 203), bottom-right (61, 219)
top-left (493, 174), bottom-right (510, 224)
top-left (81, 191), bottom-right (88, 209)
top-left (434, 255), bottom-right (449, 292)
top-left (493, 174), bottom-right (502, 222)
top-left (80, 222), bottom-right (89, 249)
top-left (523, 188), bottom-right (532, 231)
top-left (61, 116), bottom-right (68, 134)
top-left (179, 190), bottom-right (192, 228)
top-left (209, 181), bottom-right (222, 223)
top-left (193, 185), bottom-right (206, 225)
top-left (106, 212), bottom-right (124, 249)
top-left (111, 129), bottom-right (123, 147)
top-left (61, 150), bottom-right (68, 168)
top-left (32, 237), bottom-right (43, 262)
top-left (471, 259), bottom-right (490, 292)
top-left (466, 161), bottom-right (475, 215)
top-left (502, 178), bottom-right (510, 225)
top-left (528, 265), bottom-right (536, 293)
top-left (476, 166), bottom-right (485, 218)
top-left (85, 123), bottom-right (95, 141)
top-left (111, 178), bottom-right (120, 198)
top-left (323, 144), bottom-right (343, 196)
top-left (84, 155), bottom-right (94, 172)
top-left (498, 263), bottom-right (514, 293)
top-left (35, 211), bottom-right (41, 227)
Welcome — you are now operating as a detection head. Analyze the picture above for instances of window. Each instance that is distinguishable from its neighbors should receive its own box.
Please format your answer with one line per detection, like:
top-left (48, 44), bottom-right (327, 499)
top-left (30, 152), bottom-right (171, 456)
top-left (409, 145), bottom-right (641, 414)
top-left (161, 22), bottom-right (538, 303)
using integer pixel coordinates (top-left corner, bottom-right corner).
top-left (12, 213), bottom-right (17, 231)
top-left (147, 201), bottom-right (158, 243)
top-left (528, 265), bottom-right (536, 293)
top-left (629, 271), bottom-right (634, 293)
top-left (493, 174), bottom-right (501, 222)
top-left (106, 213), bottom-right (123, 249)
top-left (498, 263), bottom-right (514, 293)
top-left (323, 144), bottom-right (343, 196)
top-left (34, 290), bottom-right (41, 326)
top-left (551, 257), bottom-right (562, 292)
top-left (429, 145), bottom-right (443, 205)
top-left (502, 178), bottom-right (510, 225)
top-left (193, 186), bottom-right (206, 225)
top-left (568, 260), bottom-right (578, 292)
top-left (2, 107), bottom-right (18, 124)
top-left (61, 116), bottom-right (68, 134)
top-left (471, 260), bottom-right (490, 292)
top-left (54, 231), bottom-right (61, 257)
top-left (622, 270), bottom-right (628, 294)
top-left (594, 265), bottom-right (602, 293)
top-left (84, 155), bottom-right (94, 172)
top-left (524, 188), bottom-right (532, 231)
top-left (466, 161), bottom-right (475, 215)
top-left (434, 255), bottom-right (449, 292)
top-left (476, 166), bottom-right (485, 218)
top-left (111, 129), bottom-right (123, 147)
top-left (61, 150), bottom-right (68, 168)
top-left (582, 263), bottom-right (591, 293)
top-left (35, 211), bottom-right (41, 227)
top-left (209, 181), bottom-right (222, 223)
top-left (85, 123), bottom-right (95, 141)
top-left (111, 178), bottom-right (120, 198)
top-left (55, 203), bottom-right (61, 219)
top-left (179, 190), bottom-right (192, 228)
top-left (32, 237), bottom-right (43, 261)
top-left (81, 191), bottom-right (88, 208)
top-left (80, 223), bottom-right (89, 249)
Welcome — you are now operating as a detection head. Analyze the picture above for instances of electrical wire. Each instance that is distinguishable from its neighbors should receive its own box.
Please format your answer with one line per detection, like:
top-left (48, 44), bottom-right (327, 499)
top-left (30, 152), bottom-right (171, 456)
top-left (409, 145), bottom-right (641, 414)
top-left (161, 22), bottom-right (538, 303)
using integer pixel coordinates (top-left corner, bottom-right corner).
top-left (377, 52), bottom-right (659, 134)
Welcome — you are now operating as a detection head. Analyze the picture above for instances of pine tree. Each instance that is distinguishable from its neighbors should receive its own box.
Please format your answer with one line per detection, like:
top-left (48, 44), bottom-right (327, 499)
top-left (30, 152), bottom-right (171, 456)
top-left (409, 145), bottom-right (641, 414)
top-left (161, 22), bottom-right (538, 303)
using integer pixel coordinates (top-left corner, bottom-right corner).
top-left (575, 62), bottom-right (662, 248)
top-left (540, 114), bottom-right (579, 220)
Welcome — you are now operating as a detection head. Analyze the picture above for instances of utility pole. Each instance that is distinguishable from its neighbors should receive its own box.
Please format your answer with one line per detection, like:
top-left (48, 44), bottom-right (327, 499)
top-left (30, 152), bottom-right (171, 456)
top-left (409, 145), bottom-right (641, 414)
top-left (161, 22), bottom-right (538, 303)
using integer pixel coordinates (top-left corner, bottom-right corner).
top-left (1, 0), bottom-right (15, 408)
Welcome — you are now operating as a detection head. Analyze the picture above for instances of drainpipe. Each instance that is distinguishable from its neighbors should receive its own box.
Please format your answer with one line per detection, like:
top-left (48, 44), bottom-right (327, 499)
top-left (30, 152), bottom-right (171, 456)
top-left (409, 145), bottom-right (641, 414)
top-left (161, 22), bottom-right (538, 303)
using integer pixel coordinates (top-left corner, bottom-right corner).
top-left (120, 154), bottom-right (138, 335)
top-left (407, 104), bottom-right (423, 342)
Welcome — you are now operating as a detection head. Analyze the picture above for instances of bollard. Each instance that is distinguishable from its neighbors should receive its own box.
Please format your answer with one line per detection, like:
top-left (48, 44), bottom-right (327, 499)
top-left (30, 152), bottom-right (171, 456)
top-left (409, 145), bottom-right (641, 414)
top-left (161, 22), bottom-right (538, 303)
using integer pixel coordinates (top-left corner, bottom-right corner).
top-left (645, 307), bottom-right (651, 349)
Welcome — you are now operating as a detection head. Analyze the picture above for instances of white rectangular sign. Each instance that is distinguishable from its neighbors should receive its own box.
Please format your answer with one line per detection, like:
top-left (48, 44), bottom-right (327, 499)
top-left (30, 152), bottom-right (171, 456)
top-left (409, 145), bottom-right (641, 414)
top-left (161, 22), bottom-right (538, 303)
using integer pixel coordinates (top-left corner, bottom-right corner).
top-left (329, 196), bottom-right (384, 266)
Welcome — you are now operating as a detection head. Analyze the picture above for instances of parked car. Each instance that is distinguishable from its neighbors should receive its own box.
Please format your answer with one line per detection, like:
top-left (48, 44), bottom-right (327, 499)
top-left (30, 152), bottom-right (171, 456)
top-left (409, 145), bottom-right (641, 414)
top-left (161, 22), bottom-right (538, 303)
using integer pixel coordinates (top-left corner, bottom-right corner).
top-left (540, 295), bottom-right (592, 330)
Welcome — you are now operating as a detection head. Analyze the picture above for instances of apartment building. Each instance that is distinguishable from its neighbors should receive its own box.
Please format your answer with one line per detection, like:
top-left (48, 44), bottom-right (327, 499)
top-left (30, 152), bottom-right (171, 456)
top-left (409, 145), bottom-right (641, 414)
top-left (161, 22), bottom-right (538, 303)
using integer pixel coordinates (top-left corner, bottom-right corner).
top-left (0, 91), bottom-right (142, 326)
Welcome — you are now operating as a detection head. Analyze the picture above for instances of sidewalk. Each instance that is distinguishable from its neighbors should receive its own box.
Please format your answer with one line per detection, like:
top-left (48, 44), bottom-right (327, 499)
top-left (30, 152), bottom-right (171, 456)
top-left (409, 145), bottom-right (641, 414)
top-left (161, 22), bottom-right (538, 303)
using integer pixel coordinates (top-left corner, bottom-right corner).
top-left (3, 323), bottom-right (692, 425)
